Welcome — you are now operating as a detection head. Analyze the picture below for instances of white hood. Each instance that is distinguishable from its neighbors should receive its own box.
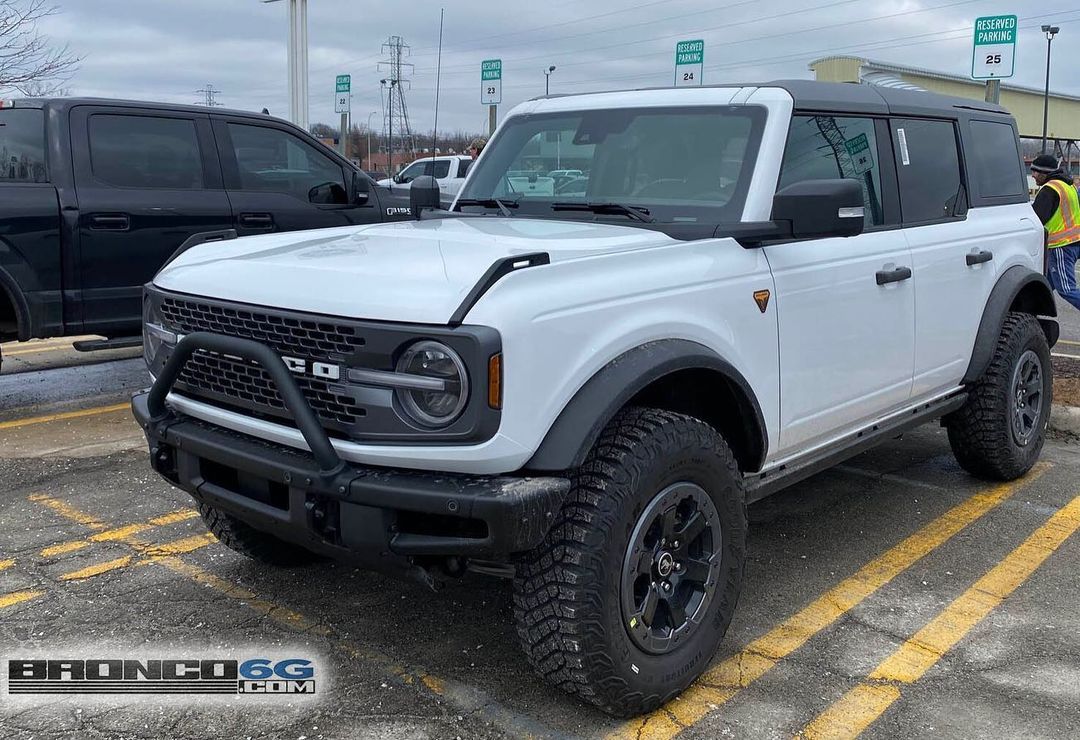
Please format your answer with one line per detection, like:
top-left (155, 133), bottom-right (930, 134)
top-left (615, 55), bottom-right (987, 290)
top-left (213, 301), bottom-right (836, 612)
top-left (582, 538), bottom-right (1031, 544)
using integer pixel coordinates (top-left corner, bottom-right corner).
top-left (153, 218), bottom-right (677, 324)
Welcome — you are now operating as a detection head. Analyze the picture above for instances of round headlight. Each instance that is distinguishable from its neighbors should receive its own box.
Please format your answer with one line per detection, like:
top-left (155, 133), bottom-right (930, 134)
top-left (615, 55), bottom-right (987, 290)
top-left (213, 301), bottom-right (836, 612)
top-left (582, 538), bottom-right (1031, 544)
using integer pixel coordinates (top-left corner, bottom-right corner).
top-left (395, 341), bottom-right (469, 427)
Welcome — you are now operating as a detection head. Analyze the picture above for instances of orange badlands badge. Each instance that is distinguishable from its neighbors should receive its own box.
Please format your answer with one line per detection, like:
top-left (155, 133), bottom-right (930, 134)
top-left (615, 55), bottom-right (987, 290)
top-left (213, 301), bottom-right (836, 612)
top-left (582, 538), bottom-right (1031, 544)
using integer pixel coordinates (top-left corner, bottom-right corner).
top-left (753, 290), bottom-right (771, 313)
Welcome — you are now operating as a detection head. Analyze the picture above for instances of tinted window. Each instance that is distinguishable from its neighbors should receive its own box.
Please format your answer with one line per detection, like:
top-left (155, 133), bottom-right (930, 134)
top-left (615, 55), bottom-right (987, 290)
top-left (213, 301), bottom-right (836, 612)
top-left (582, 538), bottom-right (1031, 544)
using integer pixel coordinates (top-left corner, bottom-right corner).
top-left (89, 115), bottom-right (203, 189)
top-left (229, 123), bottom-right (346, 203)
top-left (0, 108), bottom-right (47, 182)
top-left (779, 115), bottom-right (885, 227)
top-left (399, 159), bottom-right (451, 181)
top-left (892, 119), bottom-right (965, 223)
top-left (967, 120), bottom-right (1025, 198)
top-left (459, 106), bottom-right (765, 223)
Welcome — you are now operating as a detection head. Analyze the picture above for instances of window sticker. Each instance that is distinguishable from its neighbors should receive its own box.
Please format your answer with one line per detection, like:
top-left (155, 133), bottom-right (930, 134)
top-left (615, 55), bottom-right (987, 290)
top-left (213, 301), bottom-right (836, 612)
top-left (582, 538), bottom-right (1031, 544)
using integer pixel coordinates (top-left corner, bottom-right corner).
top-left (897, 127), bottom-right (910, 166)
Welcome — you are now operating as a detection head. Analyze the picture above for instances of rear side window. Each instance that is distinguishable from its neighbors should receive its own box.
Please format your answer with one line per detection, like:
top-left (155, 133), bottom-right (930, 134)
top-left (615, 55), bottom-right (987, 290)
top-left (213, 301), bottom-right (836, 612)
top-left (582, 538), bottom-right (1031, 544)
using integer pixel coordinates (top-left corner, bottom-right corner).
top-left (967, 120), bottom-right (1025, 198)
top-left (891, 119), bottom-right (965, 223)
top-left (779, 115), bottom-right (885, 227)
top-left (89, 115), bottom-right (203, 189)
top-left (0, 108), bottom-right (47, 182)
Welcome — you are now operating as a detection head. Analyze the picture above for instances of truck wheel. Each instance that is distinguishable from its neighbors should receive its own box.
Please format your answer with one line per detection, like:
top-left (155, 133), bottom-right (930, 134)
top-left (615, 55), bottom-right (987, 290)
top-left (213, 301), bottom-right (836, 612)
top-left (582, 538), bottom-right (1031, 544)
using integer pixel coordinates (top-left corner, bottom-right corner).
top-left (513, 407), bottom-right (746, 717)
top-left (946, 312), bottom-right (1051, 481)
top-left (198, 502), bottom-right (322, 567)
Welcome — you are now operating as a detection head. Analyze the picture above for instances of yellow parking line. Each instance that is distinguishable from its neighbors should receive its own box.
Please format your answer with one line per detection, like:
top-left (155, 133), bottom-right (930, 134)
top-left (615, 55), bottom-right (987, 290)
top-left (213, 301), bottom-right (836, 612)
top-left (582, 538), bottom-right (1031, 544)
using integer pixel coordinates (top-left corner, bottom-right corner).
top-left (60, 555), bottom-right (134, 581)
top-left (0, 558), bottom-right (14, 571)
top-left (3, 344), bottom-right (73, 357)
top-left (139, 533), bottom-right (217, 558)
top-left (0, 590), bottom-right (45, 609)
top-left (802, 493), bottom-right (1080, 740)
top-left (40, 508), bottom-right (199, 558)
top-left (29, 493), bottom-right (108, 531)
top-left (611, 464), bottom-right (1048, 740)
top-left (1057, 339), bottom-right (1080, 347)
top-left (0, 403), bottom-right (130, 431)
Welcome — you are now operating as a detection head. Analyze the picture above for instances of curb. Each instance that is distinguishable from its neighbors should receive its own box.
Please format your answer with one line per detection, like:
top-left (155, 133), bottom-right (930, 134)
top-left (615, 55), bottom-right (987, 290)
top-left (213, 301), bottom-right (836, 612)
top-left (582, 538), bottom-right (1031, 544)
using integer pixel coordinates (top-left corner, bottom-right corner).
top-left (1049, 405), bottom-right (1080, 436)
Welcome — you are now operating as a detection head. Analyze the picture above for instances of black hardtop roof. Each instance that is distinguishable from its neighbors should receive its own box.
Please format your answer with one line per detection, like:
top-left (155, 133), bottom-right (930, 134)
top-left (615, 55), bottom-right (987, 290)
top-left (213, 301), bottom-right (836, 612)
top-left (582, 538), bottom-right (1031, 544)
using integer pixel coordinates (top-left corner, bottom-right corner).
top-left (7, 96), bottom-right (288, 124)
top-left (533, 79), bottom-right (1011, 120)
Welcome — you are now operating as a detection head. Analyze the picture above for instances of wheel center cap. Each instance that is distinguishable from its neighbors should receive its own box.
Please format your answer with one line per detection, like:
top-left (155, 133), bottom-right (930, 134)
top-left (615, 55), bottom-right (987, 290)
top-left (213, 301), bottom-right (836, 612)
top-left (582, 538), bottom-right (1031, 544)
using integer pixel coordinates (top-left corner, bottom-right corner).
top-left (656, 551), bottom-right (674, 578)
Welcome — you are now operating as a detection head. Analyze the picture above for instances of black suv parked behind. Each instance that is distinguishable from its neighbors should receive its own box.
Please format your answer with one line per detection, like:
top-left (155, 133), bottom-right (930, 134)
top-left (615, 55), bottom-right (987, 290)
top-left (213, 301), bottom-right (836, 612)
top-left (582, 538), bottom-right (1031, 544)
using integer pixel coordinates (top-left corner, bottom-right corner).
top-left (0, 97), bottom-right (411, 370)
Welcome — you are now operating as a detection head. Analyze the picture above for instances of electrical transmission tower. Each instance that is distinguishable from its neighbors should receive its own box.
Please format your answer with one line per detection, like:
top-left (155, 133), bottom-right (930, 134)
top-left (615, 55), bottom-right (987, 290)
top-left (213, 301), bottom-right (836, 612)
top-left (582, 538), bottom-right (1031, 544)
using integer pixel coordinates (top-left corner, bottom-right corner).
top-left (195, 84), bottom-right (223, 107)
top-left (378, 35), bottom-right (415, 159)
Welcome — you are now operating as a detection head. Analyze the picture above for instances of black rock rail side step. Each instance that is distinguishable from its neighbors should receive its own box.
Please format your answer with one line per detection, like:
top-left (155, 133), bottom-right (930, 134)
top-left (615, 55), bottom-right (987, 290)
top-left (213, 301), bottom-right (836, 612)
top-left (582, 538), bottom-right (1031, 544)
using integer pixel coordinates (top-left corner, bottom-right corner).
top-left (73, 336), bottom-right (142, 352)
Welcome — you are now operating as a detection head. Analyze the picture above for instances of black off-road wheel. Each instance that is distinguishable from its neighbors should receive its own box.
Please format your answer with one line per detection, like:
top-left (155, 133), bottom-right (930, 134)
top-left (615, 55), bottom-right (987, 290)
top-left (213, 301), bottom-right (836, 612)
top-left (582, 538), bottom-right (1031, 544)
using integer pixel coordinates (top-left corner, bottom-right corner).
top-left (198, 502), bottom-right (323, 567)
top-left (946, 312), bottom-right (1052, 480)
top-left (513, 407), bottom-right (746, 717)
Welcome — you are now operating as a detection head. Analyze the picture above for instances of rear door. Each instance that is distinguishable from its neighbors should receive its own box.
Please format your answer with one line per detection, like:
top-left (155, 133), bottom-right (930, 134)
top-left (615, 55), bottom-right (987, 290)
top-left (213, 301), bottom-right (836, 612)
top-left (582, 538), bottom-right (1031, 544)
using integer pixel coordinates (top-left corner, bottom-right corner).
top-left (70, 106), bottom-right (231, 336)
top-left (765, 114), bottom-right (915, 455)
top-left (212, 117), bottom-right (381, 235)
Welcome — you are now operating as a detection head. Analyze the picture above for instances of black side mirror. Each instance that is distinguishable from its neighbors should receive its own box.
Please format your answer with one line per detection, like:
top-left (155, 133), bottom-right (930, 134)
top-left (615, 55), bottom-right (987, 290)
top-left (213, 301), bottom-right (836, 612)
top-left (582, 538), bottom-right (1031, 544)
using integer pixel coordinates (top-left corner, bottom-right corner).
top-left (771, 179), bottom-right (865, 239)
top-left (351, 172), bottom-right (370, 204)
top-left (410, 175), bottom-right (441, 218)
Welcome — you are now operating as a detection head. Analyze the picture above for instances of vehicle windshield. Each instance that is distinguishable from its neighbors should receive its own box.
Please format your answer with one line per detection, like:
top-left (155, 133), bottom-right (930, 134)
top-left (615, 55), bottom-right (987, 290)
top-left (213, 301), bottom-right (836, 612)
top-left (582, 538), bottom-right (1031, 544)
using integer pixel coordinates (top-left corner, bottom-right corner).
top-left (456, 105), bottom-right (765, 224)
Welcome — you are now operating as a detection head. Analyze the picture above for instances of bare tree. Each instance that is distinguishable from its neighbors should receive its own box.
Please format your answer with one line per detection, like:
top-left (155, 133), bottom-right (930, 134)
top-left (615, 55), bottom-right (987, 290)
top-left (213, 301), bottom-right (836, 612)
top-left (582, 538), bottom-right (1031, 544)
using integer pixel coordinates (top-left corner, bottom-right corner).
top-left (0, 0), bottom-right (78, 96)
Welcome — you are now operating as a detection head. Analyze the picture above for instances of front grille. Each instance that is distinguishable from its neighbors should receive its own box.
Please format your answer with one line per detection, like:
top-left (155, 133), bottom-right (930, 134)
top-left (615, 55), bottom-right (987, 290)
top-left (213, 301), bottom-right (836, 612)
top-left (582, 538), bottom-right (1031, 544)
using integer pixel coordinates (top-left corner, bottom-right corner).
top-left (160, 296), bottom-right (367, 357)
top-left (177, 352), bottom-right (365, 429)
top-left (160, 296), bottom-right (368, 434)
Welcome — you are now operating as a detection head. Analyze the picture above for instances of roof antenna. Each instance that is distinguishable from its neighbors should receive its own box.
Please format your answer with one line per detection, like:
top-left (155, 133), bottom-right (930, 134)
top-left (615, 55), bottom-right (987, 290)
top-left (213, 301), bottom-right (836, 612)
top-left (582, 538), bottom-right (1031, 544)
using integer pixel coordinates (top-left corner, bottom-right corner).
top-left (430, 8), bottom-right (444, 179)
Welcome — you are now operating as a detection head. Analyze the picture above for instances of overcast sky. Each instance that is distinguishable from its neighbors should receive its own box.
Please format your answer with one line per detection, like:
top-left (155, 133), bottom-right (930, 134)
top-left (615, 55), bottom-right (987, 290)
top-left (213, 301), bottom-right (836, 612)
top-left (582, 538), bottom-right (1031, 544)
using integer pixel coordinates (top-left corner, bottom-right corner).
top-left (26, 0), bottom-right (1080, 134)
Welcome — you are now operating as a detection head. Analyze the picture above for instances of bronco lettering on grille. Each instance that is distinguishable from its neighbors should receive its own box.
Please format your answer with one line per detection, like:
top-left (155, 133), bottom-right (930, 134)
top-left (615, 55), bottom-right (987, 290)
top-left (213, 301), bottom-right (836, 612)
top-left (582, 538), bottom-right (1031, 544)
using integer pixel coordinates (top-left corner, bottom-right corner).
top-left (281, 356), bottom-right (341, 381)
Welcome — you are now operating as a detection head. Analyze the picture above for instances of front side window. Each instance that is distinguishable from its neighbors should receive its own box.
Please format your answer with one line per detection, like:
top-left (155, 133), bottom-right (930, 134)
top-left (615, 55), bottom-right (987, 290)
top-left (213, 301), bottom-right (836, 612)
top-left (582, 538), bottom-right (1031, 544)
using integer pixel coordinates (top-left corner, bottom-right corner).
top-left (778, 115), bottom-right (885, 227)
top-left (967, 120), bottom-right (1025, 199)
top-left (228, 123), bottom-right (346, 203)
top-left (892, 118), bottom-right (965, 223)
top-left (0, 108), bottom-right (47, 182)
top-left (398, 159), bottom-right (451, 182)
top-left (457, 105), bottom-right (766, 224)
top-left (89, 114), bottom-right (203, 189)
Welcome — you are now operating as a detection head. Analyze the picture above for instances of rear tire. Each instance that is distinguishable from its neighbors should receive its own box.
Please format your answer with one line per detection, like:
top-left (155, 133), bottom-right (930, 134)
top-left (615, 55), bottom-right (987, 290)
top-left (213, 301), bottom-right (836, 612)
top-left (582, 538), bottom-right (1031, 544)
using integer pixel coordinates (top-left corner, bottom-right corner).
top-left (946, 312), bottom-right (1051, 480)
top-left (513, 407), bottom-right (746, 717)
top-left (198, 502), bottom-right (322, 567)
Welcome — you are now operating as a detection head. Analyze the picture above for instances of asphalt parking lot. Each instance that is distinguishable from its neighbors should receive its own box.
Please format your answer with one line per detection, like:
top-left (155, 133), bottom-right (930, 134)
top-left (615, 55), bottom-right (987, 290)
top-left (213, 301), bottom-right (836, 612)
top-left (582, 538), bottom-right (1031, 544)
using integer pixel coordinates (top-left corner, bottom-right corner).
top-left (1, 342), bottom-right (1079, 739)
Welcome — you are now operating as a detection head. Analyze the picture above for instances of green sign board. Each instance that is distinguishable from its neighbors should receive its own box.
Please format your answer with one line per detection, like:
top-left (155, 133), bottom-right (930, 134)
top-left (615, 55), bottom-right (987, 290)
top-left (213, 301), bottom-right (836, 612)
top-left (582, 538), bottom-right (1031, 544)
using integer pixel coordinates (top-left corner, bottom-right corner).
top-left (335, 74), bottom-right (351, 93)
top-left (972, 15), bottom-right (1017, 80)
top-left (844, 133), bottom-right (869, 157)
top-left (481, 59), bottom-right (502, 81)
top-left (674, 40), bottom-right (704, 87)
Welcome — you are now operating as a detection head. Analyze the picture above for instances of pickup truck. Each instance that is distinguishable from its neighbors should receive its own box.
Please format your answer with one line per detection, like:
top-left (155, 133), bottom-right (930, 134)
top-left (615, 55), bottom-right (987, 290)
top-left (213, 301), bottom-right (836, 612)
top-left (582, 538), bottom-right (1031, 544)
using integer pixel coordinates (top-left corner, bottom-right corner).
top-left (376, 154), bottom-right (472, 201)
top-left (0, 97), bottom-right (411, 371)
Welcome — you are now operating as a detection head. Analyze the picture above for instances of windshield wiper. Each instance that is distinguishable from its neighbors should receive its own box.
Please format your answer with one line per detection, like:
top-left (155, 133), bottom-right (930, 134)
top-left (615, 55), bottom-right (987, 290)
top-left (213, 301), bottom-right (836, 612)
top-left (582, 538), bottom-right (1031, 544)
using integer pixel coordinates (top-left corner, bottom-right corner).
top-left (550, 202), bottom-right (655, 223)
top-left (455, 198), bottom-right (518, 217)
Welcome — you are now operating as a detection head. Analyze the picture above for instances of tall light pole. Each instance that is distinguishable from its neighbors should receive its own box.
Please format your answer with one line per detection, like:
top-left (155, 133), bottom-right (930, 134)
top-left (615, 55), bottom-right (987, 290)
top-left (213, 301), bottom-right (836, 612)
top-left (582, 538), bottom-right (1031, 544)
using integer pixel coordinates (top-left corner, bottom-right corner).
top-left (262, 0), bottom-right (309, 130)
top-left (1041, 24), bottom-right (1059, 154)
top-left (381, 79), bottom-right (398, 179)
top-left (544, 65), bottom-right (556, 96)
top-left (366, 111), bottom-right (377, 171)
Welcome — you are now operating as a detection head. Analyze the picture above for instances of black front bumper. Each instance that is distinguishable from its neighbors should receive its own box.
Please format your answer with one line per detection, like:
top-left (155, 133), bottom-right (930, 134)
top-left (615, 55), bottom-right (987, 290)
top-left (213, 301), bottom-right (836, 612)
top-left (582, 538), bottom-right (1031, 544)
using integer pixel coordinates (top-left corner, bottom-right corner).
top-left (133, 332), bottom-right (569, 571)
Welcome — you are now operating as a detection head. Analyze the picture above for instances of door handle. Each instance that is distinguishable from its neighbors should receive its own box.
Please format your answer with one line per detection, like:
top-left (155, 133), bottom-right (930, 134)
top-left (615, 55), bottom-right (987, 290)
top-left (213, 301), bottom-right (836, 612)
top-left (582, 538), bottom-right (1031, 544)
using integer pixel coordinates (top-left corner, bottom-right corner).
top-left (88, 214), bottom-right (130, 231)
top-left (238, 212), bottom-right (274, 229)
top-left (966, 249), bottom-right (993, 266)
top-left (876, 266), bottom-right (912, 285)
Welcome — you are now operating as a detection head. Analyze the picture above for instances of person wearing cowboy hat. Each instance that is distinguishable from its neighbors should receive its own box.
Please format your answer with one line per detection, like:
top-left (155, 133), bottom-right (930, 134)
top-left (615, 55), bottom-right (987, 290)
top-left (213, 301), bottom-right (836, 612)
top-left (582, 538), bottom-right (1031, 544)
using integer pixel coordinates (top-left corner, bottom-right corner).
top-left (1032, 153), bottom-right (1080, 311)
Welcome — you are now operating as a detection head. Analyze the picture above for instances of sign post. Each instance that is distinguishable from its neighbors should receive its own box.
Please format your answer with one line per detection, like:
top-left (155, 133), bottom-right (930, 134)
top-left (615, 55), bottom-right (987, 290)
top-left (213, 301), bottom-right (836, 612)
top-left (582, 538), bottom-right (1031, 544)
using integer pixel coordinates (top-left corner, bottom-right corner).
top-left (674, 40), bottom-right (704, 87)
top-left (972, 14), bottom-right (1017, 104)
top-left (481, 59), bottom-right (501, 136)
top-left (844, 133), bottom-right (874, 175)
top-left (335, 74), bottom-right (351, 156)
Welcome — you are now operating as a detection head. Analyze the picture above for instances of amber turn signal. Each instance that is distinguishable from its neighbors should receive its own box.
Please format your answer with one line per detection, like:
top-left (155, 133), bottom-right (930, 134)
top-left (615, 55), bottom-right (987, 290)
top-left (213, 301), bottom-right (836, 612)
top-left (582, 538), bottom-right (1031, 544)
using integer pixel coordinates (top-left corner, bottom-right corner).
top-left (488, 353), bottom-right (502, 409)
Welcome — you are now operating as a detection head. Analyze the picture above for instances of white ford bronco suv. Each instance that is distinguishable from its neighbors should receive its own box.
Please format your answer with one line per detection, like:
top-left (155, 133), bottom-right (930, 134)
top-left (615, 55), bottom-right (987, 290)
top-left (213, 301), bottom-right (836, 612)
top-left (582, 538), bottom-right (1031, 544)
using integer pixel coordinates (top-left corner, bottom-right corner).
top-left (133, 81), bottom-right (1057, 716)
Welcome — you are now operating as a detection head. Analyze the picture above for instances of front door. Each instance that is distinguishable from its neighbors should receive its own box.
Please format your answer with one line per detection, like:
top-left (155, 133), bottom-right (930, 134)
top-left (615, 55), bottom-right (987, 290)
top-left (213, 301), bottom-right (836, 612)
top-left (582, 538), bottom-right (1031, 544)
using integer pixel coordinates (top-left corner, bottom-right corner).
top-left (70, 106), bottom-right (232, 336)
top-left (212, 118), bottom-right (381, 235)
top-left (765, 114), bottom-right (914, 455)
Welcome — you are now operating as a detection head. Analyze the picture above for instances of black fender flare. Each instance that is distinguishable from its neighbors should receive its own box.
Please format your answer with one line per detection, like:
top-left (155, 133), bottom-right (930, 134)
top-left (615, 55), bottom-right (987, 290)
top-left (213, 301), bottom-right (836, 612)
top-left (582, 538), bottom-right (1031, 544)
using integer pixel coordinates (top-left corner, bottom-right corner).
top-left (962, 265), bottom-right (1057, 384)
top-left (0, 264), bottom-right (32, 341)
top-left (524, 339), bottom-right (767, 472)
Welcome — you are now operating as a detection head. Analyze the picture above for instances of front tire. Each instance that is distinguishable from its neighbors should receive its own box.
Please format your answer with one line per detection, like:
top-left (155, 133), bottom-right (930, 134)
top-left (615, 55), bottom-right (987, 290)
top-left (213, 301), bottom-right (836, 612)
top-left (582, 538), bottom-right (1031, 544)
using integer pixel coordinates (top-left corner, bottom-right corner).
top-left (946, 312), bottom-right (1051, 480)
top-left (513, 407), bottom-right (746, 717)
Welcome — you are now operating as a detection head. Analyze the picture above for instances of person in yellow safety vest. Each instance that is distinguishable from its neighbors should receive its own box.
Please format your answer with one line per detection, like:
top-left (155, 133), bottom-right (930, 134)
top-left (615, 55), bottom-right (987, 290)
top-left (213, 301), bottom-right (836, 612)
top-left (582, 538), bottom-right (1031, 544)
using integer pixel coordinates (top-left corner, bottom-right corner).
top-left (1032, 154), bottom-right (1080, 311)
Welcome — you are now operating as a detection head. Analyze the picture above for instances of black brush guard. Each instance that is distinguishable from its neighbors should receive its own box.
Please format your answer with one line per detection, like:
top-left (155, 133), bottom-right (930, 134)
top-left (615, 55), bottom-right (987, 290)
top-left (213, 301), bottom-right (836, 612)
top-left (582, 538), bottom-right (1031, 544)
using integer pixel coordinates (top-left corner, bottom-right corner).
top-left (132, 332), bottom-right (570, 570)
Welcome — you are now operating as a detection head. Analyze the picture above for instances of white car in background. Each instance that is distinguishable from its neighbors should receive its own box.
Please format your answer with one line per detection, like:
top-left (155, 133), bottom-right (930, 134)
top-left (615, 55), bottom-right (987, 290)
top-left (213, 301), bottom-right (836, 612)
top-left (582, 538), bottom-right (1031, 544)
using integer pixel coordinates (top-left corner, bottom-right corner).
top-left (377, 155), bottom-right (473, 201)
